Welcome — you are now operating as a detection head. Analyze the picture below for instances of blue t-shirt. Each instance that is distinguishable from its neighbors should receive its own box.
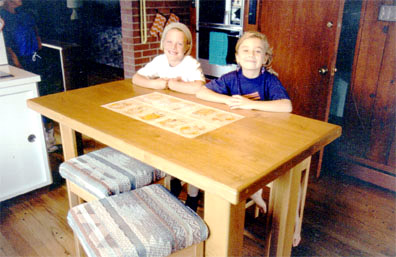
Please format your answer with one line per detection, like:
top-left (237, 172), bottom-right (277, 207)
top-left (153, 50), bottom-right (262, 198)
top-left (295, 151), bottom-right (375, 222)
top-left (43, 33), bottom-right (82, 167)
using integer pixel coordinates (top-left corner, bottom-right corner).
top-left (205, 69), bottom-right (290, 101)
top-left (0, 8), bottom-right (38, 57)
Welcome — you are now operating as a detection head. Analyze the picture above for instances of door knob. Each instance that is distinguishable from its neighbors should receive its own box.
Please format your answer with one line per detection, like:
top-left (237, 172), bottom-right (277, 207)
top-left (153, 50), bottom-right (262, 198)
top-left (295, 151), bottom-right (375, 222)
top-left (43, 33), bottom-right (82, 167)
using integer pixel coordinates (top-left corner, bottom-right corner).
top-left (318, 67), bottom-right (329, 75)
top-left (27, 134), bottom-right (36, 143)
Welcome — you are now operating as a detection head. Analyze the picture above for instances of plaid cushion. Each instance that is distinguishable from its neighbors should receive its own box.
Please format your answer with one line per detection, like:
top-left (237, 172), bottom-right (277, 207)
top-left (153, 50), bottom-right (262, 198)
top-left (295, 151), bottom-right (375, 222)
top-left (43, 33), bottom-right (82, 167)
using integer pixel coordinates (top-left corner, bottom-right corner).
top-left (59, 147), bottom-right (165, 198)
top-left (68, 184), bottom-right (208, 257)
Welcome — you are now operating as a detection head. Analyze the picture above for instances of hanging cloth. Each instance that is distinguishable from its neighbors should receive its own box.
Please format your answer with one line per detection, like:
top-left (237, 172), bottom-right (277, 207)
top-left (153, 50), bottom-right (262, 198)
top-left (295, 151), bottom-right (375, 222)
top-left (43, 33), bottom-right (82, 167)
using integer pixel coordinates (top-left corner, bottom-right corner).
top-left (209, 31), bottom-right (228, 66)
top-left (150, 13), bottom-right (167, 38)
top-left (165, 13), bottom-right (180, 27)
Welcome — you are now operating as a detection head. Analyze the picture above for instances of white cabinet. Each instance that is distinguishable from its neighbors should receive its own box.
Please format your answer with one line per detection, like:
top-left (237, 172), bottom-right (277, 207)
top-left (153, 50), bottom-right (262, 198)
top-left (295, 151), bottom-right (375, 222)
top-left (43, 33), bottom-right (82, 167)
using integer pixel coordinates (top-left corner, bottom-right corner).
top-left (0, 66), bottom-right (52, 201)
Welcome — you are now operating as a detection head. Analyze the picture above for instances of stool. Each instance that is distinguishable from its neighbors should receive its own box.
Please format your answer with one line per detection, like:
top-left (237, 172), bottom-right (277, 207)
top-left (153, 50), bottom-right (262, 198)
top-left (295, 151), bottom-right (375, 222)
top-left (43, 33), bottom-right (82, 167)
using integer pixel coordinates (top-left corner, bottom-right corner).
top-left (67, 184), bottom-right (208, 257)
top-left (60, 147), bottom-right (167, 255)
top-left (60, 147), bottom-right (166, 203)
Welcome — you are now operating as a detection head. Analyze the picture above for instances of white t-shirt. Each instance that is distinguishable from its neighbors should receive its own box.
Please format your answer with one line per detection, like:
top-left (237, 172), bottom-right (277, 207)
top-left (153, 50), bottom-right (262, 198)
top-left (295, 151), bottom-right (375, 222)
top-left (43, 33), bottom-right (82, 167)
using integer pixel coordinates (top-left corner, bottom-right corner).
top-left (137, 54), bottom-right (205, 82)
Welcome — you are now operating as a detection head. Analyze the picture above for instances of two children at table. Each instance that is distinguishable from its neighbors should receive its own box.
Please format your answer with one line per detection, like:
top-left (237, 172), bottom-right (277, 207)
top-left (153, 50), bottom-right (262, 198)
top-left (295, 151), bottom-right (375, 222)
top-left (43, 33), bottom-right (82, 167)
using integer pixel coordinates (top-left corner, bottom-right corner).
top-left (132, 24), bottom-right (292, 217)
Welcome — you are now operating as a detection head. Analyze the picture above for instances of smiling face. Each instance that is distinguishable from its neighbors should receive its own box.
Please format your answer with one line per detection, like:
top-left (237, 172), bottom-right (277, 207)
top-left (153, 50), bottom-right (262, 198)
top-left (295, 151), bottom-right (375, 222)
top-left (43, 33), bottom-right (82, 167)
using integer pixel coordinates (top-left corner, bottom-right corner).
top-left (163, 28), bottom-right (188, 67)
top-left (235, 37), bottom-right (269, 77)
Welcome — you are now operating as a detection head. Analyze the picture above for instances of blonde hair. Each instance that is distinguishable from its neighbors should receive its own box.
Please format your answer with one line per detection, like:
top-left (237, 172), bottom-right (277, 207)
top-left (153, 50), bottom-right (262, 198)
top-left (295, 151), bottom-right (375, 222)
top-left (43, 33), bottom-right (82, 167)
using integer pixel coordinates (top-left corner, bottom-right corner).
top-left (235, 31), bottom-right (278, 76)
top-left (160, 22), bottom-right (192, 56)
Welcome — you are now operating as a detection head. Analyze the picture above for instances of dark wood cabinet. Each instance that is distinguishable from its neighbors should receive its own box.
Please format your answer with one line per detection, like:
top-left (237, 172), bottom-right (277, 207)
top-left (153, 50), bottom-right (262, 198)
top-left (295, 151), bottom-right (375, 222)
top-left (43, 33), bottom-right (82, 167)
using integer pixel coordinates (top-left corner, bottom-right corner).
top-left (41, 40), bottom-right (87, 155)
top-left (246, 0), bottom-right (395, 189)
top-left (328, 0), bottom-right (395, 191)
top-left (41, 40), bottom-right (87, 91)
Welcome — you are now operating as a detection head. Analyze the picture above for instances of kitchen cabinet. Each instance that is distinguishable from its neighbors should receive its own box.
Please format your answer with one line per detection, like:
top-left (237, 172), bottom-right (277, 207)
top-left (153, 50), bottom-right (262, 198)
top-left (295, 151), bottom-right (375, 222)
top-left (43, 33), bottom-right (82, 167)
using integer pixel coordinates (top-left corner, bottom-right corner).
top-left (0, 65), bottom-right (52, 201)
top-left (328, 0), bottom-right (396, 191)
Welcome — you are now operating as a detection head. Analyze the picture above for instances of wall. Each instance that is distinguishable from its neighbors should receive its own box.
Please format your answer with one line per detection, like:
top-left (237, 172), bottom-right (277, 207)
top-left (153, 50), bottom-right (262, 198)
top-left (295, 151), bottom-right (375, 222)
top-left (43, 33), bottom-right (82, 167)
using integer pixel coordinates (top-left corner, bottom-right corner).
top-left (120, 0), bottom-right (191, 78)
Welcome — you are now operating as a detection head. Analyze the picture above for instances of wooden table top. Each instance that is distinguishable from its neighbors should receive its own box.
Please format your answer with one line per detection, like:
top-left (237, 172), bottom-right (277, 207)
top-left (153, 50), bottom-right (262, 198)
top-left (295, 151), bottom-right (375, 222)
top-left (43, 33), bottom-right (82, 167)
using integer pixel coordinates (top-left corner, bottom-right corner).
top-left (27, 79), bottom-right (341, 204)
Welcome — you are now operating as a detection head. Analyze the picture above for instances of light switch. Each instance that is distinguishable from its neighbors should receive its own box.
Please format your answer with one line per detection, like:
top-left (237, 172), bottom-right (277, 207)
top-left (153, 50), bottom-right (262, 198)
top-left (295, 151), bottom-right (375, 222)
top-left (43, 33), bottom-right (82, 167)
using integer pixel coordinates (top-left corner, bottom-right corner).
top-left (378, 5), bottom-right (396, 22)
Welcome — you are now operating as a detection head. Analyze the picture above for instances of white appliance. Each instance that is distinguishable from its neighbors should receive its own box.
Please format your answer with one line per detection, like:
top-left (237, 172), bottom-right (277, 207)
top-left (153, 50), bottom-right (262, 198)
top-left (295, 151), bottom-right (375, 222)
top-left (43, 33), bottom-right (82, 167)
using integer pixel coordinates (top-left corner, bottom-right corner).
top-left (0, 32), bottom-right (52, 201)
top-left (196, 0), bottom-right (244, 78)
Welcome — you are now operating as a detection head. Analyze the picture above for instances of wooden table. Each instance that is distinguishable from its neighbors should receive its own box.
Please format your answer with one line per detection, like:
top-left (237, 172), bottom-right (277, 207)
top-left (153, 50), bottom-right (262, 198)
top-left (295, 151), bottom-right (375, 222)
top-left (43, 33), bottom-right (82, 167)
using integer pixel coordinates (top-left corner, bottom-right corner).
top-left (27, 80), bottom-right (341, 257)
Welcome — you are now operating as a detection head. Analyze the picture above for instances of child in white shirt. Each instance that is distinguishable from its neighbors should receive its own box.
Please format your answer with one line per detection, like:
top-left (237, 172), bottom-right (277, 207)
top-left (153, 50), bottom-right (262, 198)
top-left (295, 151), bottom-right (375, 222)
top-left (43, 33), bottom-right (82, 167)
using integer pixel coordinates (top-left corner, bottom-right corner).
top-left (132, 22), bottom-right (205, 211)
top-left (133, 22), bottom-right (205, 94)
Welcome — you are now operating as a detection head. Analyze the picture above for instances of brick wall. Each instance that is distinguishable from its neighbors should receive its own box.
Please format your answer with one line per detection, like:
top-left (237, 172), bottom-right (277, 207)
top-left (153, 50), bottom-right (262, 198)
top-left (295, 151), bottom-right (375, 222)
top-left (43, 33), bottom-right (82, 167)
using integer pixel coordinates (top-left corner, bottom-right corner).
top-left (120, 0), bottom-right (192, 78)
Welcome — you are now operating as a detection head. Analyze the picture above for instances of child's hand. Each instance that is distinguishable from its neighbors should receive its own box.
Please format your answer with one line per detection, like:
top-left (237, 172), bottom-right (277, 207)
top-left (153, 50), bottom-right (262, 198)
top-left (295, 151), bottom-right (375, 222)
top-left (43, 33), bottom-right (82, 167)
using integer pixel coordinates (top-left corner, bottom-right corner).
top-left (226, 95), bottom-right (254, 110)
top-left (156, 78), bottom-right (169, 89)
top-left (167, 77), bottom-right (182, 90)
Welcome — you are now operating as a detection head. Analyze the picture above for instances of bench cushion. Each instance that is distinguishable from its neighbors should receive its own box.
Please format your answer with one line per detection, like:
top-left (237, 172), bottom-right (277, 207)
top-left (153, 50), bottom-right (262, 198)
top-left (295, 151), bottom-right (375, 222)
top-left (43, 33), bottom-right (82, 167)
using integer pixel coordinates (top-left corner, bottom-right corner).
top-left (59, 147), bottom-right (165, 199)
top-left (67, 184), bottom-right (208, 257)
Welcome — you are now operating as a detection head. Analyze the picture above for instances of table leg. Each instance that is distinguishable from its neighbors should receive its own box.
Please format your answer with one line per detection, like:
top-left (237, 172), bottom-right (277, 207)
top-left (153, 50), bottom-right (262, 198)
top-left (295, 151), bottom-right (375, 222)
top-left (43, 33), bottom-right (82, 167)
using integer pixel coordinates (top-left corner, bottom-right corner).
top-left (59, 124), bottom-right (84, 256)
top-left (204, 191), bottom-right (246, 257)
top-left (264, 159), bottom-right (305, 257)
top-left (294, 157), bottom-right (311, 247)
top-left (59, 124), bottom-right (79, 161)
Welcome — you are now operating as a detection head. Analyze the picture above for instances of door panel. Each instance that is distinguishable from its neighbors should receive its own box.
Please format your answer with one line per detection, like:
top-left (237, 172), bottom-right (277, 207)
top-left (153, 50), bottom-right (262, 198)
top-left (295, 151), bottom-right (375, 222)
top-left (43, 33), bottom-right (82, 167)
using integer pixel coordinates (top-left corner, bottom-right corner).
top-left (259, 0), bottom-right (344, 121)
top-left (258, 0), bottom-right (345, 176)
top-left (366, 23), bottom-right (395, 165)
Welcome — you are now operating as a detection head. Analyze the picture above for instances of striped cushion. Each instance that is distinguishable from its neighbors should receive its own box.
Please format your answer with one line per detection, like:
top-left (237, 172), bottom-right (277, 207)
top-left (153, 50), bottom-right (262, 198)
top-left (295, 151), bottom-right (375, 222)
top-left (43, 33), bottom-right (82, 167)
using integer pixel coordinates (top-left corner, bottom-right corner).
top-left (68, 184), bottom-right (208, 257)
top-left (59, 147), bottom-right (165, 199)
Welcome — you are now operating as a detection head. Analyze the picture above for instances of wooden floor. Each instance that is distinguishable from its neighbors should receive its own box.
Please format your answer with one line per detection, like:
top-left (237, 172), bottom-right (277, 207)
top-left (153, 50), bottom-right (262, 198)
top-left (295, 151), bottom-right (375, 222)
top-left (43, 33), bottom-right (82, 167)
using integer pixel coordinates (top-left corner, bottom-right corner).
top-left (1, 143), bottom-right (395, 257)
top-left (1, 66), bottom-right (395, 256)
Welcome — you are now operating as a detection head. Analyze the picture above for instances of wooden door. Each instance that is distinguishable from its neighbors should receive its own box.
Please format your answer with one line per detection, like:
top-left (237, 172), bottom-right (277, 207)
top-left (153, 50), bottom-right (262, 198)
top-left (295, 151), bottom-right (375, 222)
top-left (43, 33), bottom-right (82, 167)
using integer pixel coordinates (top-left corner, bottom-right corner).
top-left (254, 0), bottom-right (345, 176)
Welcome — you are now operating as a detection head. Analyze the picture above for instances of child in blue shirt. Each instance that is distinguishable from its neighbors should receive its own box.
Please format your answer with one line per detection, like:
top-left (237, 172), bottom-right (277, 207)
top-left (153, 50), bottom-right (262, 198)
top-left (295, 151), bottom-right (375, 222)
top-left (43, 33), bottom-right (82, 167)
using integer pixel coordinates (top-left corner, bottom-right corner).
top-left (197, 31), bottom-right (292, 112)
top-left (197, 31), bottom-right (302, 245)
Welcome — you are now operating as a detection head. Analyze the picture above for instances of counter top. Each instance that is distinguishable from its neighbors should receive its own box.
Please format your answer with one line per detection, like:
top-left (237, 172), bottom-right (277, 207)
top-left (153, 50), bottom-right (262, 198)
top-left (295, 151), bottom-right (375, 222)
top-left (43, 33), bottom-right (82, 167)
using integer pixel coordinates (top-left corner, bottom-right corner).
top-left (0, 65), bottom-right (40, 89)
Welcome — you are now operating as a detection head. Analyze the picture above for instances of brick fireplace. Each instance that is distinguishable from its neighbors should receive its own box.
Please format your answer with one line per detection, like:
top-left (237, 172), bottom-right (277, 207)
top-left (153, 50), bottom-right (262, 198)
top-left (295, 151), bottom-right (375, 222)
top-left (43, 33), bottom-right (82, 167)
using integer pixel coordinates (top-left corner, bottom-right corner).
top-left (120, 0), bottom-right (192, 78)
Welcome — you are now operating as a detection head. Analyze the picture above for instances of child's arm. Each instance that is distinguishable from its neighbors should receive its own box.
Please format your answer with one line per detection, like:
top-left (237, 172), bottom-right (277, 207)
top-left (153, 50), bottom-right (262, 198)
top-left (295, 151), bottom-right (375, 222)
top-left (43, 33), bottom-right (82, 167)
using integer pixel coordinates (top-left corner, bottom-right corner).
top-left (228, 95), bottom-right (292, 112)
top-left (34, 26), bottom-right (42, 50)
top-left (168, 78), bottom-right (204, 94)
top-left (196, 86), bottom-right (234, 104)
top-left (6, 47), bottom-right (22, 68)
top-left (132, 73), bottom-right (168, 90)
top-left (197, 87), bottom-right (292, 112)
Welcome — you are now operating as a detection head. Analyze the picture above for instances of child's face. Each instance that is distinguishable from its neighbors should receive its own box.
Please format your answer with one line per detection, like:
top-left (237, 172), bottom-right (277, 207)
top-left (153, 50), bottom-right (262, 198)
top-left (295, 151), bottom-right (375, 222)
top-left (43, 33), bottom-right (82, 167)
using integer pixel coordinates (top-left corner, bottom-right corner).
top-left (163, 29), bottom-right (188, 67)
top-left (235, 37), bottom-right (268, 73)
